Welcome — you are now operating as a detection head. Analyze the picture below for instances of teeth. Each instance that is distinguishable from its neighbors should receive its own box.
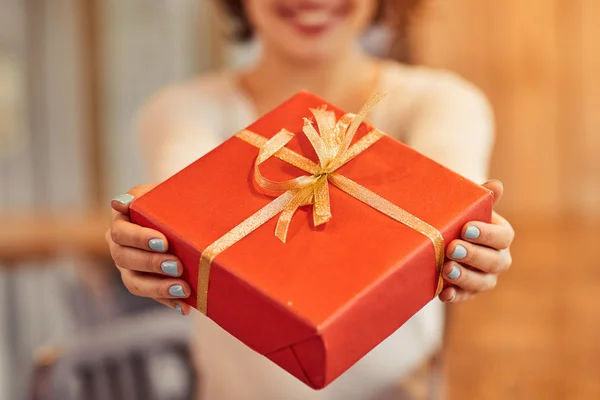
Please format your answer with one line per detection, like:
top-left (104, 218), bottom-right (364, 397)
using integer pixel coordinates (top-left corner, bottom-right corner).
top-left (295, 10), bottom-right (330, 26)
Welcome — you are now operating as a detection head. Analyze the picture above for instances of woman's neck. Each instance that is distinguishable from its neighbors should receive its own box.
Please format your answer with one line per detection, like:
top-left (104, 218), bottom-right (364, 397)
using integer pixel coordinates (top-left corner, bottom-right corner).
top-left (239, 45), bottom-right (381, 116)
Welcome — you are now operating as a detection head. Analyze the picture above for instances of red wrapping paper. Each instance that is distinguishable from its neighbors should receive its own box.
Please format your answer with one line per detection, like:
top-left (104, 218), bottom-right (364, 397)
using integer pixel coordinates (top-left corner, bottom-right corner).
top-left (130, 91), bottom-right (493, 389)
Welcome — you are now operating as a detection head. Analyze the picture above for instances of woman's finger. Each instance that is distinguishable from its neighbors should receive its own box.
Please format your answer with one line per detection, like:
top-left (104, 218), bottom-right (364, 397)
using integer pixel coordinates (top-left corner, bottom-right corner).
top-left (111, 193), bottom-right (135, 215)
top-left (111, 184), bottom-right (157, 215)
top-left (461, 219), bottom-right (514, 250)
top-left (107, 235), bottom-right (181, 276)
top-left (442, 261), bottom-right (497, 293)
top-left (439, 286), bottom-right (475, 303)
top-left (438, 285), bottom-right (457, 303)
top-left (482, 179), bottom-right (503, 205)
top-left (118, 268), bottom-right (191, 299)
top-left (155, 298), bottom-right (192, 316)
top-left (447, 239), bottom-right (511, 274)
top-left (110, 213), bottom-right (169, 253)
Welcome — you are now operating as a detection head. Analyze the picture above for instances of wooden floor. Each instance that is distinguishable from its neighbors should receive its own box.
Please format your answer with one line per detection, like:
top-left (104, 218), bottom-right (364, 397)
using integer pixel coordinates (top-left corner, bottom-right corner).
top-left (444, 217), bottom-right (600, 400)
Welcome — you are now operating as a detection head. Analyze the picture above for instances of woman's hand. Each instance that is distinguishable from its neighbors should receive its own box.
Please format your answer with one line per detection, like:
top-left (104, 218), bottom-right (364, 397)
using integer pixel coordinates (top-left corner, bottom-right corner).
top-left (105, 184), bottom-right (193, 315)
top-left (438, 180), bottom-right (514, 303)
top-left (107, 180), bottom-right (512, 310)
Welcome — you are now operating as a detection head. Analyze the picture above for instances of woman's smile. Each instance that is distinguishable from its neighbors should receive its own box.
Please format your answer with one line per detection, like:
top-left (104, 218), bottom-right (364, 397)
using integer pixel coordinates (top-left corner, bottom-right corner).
top-left (276, 1), bottom-right (351, 37)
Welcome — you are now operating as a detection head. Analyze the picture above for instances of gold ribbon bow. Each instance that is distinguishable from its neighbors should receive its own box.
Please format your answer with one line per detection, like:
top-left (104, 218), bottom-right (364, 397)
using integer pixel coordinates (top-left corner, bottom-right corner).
top-left (197, 94), bottom-right (445, 315)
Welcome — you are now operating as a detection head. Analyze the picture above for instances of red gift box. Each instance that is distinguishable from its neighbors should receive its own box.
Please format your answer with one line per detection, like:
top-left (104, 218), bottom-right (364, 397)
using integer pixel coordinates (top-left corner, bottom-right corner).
top-left (130, 91), bottom-right (492, 389)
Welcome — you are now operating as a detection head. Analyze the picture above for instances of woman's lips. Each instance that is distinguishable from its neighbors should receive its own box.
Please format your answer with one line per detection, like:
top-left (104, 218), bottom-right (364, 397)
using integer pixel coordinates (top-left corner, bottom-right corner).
top-left (279, 3), bottom-right (347, 36)
top-left (291, 10), bottom-right (339, 35)
top-left (295, 9), bottom-right (331, 26)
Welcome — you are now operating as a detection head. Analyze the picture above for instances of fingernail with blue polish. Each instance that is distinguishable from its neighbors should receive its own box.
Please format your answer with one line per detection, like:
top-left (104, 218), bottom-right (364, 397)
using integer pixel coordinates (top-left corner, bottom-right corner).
top-left (161, 261), bottom-right (178, 277)
top-left (465, 226), bottom-right (481, 239)
top-left (483, 179), bottom-right (502, 185)
top-left (169, 284), bottom-right (186, 297)
top-left (175, 304), bottom-right (184, 315)
top-left (112, 193), bottom-right (134, 205)
top-left (451, 244), bottom-right (467, 259)
top-left (149, 238), bottom-right (166, 252)
top-left (446, 265), bottom-right (461, 280)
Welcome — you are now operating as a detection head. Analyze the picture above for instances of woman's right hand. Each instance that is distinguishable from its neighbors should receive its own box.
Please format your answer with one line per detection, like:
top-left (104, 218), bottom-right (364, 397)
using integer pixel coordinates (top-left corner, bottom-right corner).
top-left (105, 184), bottom-right (192, 315)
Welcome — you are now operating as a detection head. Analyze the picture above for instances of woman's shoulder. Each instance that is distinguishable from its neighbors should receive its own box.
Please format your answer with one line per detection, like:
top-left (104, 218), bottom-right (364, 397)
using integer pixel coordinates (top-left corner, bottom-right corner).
top-left (375, 61), bottom-right (493, 139)
top-left (136, 72), bottom-right (243, 180)
top-left (382, 61), bottom-right (487, 100)
top-left (380, 61), bottom-right (492, 117)
top-left (137, 72), bottom-right (237, 125)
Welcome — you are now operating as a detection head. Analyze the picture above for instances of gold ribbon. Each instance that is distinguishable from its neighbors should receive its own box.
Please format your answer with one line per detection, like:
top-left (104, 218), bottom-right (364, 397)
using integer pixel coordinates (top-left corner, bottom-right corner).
top-left (197, 94), bottom-right (445, 315)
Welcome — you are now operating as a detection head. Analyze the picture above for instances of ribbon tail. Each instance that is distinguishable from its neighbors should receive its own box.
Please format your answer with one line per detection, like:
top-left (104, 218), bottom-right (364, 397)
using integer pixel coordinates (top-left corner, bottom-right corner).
top-left (303, 118), bottom-right (330, 168)
top-left (328, 173), bottom-right (445, 297)
top-left (340, 92), bottom-right (387, 153)
top-left (310, 107), bottom-right (338, 156)
top-left (275, 186), bottom-right (315, 243)
top-left (313, 176), bottom-right (332, 226)
top-left (333, 114), bottom-right (354, 152)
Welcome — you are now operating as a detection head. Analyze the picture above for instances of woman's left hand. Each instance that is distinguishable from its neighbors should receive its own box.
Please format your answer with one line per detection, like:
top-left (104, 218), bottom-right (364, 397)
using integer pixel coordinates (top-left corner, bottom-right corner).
top-left (438, 180), bottom-right (514, 303)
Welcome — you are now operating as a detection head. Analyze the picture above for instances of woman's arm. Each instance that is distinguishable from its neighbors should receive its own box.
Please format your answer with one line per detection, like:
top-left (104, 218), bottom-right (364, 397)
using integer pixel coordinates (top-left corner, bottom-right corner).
top-left (106, 83), bottom-right (224, 315)
top-left (404, 74), bottom-right (513, 302)
top-left (136, 84), bottom-right (224, 182)
top-left (405, 73), bottom-right (495, 184)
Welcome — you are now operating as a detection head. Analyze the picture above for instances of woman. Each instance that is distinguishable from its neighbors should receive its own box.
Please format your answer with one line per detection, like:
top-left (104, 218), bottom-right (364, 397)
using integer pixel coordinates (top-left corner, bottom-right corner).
top-left (107, 1), bottom-right (514, 399)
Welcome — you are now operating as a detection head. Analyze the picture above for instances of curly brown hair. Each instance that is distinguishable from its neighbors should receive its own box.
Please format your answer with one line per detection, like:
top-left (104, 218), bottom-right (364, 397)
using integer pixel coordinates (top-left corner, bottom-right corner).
top-left (219, 0), bottom-right (422, 44)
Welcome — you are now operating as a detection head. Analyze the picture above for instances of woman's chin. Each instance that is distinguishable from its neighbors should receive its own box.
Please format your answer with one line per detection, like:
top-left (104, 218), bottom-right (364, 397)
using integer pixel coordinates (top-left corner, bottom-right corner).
top-left (273, 37), bottom-right (349, 63)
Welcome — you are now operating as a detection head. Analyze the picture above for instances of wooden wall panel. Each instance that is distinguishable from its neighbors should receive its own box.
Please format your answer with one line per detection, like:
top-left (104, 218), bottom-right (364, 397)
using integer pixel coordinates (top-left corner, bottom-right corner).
top-left (411, 0), bottom-right (599, 220)
top-left (574, 0), bottom-right (600, 218)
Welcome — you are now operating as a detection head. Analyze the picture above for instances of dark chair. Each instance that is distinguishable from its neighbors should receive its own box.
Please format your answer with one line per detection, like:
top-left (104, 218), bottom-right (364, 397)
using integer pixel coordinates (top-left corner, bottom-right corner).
top-left (30, 309), bottom-right (198, 400)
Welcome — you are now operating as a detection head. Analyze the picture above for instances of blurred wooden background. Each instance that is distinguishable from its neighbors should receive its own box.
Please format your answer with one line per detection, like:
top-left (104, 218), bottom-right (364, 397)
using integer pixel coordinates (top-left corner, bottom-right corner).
top-left (412, 0), bottom-right (600, 222)
top-left (411, 1), bottom-right (600, 399)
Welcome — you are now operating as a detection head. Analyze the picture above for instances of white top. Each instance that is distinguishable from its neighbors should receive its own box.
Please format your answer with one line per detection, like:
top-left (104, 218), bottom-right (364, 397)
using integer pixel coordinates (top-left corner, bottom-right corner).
top-left (137, 61), bottom-right (494, 400)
